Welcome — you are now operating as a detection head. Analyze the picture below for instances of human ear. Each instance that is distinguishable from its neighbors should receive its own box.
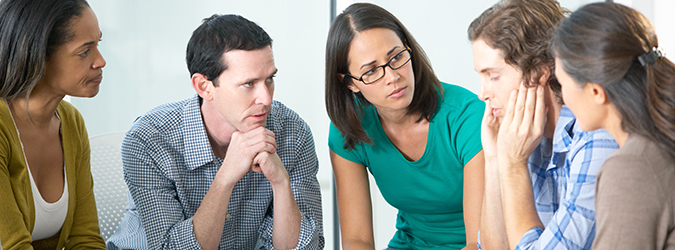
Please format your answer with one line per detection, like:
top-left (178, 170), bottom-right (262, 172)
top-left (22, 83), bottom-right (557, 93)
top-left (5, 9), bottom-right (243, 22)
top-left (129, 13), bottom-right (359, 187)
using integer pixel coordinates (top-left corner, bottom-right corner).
top-left (537, 64), bottom-right (552, 87)
top-left (586, 83), bottom-right (608, 105)
top-left (347, 81), bottom-right (361, 93)
top-left (192, 73), bottom-right (214, 101)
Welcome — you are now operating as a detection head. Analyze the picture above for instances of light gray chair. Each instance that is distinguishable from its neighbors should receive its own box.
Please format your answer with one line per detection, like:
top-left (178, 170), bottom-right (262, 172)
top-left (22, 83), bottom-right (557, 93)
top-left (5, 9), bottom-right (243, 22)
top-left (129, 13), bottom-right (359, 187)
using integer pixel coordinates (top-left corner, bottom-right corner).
top-left (89, 131), bottom-right (128, 240)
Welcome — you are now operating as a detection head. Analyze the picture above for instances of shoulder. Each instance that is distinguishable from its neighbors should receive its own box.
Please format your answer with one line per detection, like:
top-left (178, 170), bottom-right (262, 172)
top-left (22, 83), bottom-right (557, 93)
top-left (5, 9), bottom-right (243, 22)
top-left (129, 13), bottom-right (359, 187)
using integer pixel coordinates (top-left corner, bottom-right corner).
top-left (268, 100), bottom-right (310, 135)
top-left (127, 96), bottom-right (195, 139)
top-left (436, 82), bottom-right (484, 120)
top-left (57, 100), bottom-right (85, 126)
top-left (601, 135), bottom-right (673, 183)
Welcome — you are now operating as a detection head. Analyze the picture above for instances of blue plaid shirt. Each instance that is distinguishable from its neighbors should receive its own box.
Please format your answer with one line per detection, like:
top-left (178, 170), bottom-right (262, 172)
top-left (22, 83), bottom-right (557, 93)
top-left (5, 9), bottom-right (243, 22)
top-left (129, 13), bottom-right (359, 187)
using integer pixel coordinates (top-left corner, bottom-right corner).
top-left (478, 106), bottom-right (618, 250)
top-left (516, 106), bottom-right (618, 250)
top-left (106, 95), bottom-right (324, 250)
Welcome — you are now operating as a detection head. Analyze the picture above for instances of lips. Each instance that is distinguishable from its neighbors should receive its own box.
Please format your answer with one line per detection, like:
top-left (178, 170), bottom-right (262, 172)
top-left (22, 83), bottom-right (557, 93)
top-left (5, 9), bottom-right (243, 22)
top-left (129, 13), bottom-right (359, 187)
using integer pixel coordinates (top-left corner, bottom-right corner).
top-left (89, 74), bottom-right (102, 84)
top-left (388, 86), bottom-right (407, 98)
top-left (492, 108), bottom-right (501, 117)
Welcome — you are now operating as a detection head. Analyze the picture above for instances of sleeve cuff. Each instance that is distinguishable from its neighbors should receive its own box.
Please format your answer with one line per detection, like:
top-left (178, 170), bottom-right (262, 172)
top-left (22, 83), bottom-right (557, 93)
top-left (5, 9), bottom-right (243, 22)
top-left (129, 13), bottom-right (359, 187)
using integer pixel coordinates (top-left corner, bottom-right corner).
top-left (514, 227), bottom-right (545, 250)
top-left (258, 212), bottom-right (321, 250)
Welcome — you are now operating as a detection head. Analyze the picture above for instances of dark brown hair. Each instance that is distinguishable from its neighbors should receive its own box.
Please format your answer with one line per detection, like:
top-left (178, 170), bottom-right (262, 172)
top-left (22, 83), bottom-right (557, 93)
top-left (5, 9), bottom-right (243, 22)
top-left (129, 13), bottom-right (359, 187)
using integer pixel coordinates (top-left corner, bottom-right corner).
top-left (186, 14), bottom-right (272, 86)
top-left (0, 0), bottom-right (90, 102)
top-left (468, 0), bottom-right (568, 103)
top-left (552, 2), bottom-right (675, 159)
top-left (325, 2), bottom-right (442, 150)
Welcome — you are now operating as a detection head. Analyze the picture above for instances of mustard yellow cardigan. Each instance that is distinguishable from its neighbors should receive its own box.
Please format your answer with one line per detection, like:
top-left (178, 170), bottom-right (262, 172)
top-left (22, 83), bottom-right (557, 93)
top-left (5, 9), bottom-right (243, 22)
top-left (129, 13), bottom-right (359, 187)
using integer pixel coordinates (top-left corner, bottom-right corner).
top-left (0, 100), bottom-right (105, 250)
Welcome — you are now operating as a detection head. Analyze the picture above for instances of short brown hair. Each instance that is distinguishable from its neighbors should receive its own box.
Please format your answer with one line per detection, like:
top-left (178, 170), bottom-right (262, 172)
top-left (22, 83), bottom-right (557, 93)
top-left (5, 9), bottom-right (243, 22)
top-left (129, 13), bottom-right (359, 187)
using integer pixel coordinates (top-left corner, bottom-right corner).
top-left (468, 0), bottom-right (568, 103)
top-left (325, 3), bottom-right (442, 150)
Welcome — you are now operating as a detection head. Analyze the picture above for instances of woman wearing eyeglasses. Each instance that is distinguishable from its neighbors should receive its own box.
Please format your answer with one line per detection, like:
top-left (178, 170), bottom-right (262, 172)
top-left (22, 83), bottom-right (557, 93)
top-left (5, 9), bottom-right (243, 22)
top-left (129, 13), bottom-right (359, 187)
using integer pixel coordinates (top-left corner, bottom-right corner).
top-left (325, 3), bottom-right (484, 250)
top-left (551, 3), bottom-right (675, 249)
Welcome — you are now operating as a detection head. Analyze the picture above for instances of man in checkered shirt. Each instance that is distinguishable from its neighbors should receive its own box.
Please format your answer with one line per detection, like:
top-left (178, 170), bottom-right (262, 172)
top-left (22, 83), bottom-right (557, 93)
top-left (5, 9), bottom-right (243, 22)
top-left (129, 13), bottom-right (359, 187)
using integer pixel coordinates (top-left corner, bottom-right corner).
top-left (106, 14), bottom-right (323, 250)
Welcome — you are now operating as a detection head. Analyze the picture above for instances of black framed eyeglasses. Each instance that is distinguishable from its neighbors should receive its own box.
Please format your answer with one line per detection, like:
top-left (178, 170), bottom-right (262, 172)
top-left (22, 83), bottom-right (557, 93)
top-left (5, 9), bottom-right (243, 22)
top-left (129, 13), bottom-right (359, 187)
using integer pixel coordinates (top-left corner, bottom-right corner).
top-left (346, 48), bottom-right (412, 85)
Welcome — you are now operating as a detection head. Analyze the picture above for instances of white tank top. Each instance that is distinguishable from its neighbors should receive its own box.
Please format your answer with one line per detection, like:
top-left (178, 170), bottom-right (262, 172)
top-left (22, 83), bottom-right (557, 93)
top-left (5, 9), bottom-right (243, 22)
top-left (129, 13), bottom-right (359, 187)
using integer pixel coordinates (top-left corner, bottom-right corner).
top-left (27, 166), bottom-right (68, 241)
top-left (7, 101), bottom-right (69, 240)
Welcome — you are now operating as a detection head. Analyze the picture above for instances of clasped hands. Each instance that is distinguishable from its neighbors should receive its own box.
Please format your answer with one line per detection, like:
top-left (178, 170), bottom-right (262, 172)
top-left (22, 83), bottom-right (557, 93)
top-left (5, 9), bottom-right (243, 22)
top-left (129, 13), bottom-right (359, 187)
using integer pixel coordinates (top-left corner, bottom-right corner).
top-left (221, 126), bottom-right (289, 187)
top-left (482, 83), bottom-right (547, 168)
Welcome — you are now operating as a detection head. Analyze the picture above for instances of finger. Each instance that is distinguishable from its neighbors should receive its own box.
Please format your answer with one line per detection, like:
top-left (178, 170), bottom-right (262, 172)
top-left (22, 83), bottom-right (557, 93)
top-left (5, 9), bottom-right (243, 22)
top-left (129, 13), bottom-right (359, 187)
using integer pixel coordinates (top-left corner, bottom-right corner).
top-left (520, 84), bottom-right (538, 131)
top-left (509, 83), bottom-right (529, 130)
top-left (263, 129), bottom-right (277, 150)
top-left (482, 100), bottom-right (493, 125)
top-left (501, 89), bottom-right (518, 128)
top-left (532, 85), bottom-right (546, 136)
top-left (251, 164), bottom-right (263, 173)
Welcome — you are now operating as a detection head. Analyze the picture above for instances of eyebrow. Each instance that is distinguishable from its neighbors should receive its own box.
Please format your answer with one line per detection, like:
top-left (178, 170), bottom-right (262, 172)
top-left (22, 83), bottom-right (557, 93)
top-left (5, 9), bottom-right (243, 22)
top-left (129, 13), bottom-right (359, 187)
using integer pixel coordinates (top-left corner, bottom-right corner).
top-left (76, 32), bottom-right (103, 50)
top-left (479, 66), bottom-right (500, 74)
top-left (240, 68), bottom-right (279, 84)
top-left (359, 45), bottom-right (401, 70)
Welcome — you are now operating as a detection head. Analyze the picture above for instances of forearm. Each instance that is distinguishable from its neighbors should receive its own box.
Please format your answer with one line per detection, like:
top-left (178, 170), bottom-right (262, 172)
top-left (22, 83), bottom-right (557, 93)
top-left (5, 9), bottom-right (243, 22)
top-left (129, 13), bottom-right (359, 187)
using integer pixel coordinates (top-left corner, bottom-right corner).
top-left (193, 178), bottom-right (234, 250)
top-left (498, 158), bottom-right (543, 249)
top-left (479, 158), bottom-right (508, 250)
top-left (342, 239), bottom-right (375, 250)
top-left (271, 179), bottom-right (301, 249)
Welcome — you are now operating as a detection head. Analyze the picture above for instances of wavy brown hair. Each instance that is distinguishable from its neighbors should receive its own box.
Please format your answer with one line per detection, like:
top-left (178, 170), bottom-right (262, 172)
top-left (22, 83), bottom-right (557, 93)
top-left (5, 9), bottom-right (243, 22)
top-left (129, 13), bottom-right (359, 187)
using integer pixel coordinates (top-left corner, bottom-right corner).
top-left (552, 2), bottom-right (675, 159)
top-left (468, 0), bottom-right (568, 103)
top-left (325, 3), bottom-right (442, 150)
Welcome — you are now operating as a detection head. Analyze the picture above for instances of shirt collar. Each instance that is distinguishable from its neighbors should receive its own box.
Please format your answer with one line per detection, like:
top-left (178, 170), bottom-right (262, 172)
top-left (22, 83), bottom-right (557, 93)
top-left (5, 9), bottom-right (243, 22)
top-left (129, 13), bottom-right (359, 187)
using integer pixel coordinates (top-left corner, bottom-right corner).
top-left (552, 105), bottom-right (578, 154)
top-left (182, 94), bottom-right (218, 170)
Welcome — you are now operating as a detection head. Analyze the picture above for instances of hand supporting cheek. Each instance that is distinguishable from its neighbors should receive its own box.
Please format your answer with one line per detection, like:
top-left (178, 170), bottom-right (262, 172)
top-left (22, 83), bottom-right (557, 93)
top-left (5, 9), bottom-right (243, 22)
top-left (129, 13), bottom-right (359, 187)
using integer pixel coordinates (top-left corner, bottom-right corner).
top-left (481, 100), bottom-right (500, 162)
top-left (497, 83), bottom-right (547, 167)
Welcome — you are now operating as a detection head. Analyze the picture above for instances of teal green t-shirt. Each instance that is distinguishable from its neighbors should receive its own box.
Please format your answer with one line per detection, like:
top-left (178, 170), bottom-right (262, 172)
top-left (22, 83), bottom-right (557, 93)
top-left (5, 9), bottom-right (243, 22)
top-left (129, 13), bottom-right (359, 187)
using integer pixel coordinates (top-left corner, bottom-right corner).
top-left (328, 82), bottom-right (484, 249)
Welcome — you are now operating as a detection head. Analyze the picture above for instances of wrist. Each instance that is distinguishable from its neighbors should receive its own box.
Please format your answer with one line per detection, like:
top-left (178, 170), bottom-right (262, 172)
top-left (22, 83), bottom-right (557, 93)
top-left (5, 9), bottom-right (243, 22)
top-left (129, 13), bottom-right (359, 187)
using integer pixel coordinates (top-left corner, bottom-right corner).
top-left (269, 175), bottom-right (291, 191)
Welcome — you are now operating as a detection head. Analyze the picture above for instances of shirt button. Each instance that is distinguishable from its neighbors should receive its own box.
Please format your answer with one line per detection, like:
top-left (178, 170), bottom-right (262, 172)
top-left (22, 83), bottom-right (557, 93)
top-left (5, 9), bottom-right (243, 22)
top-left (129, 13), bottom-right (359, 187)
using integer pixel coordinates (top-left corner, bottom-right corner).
top-left (226, 214), bottom-right (232, 220)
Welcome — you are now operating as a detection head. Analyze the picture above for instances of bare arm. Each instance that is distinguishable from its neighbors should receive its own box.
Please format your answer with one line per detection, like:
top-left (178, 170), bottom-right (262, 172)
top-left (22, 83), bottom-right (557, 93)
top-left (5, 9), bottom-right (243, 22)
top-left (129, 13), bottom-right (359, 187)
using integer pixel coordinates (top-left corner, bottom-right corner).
top-left (478, 101), bottom-right (509, 250)
top-left (463, 150), bottom-right (485, 250)
top-left (330, 150), bottom-right (375, 250)
top-left (252, 151), bottom-right (301, 249)
top-left (497, 85), bottom-right (546, 249)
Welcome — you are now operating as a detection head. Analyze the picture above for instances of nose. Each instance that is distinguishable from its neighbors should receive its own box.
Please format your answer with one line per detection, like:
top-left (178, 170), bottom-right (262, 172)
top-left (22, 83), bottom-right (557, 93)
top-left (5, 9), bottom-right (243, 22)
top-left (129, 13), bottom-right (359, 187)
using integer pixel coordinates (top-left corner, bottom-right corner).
top-left (382, 65), bottom-right (400, 85)
top-left (478, 78), bottom-right (490, 101)
top-left (256, 83), bottom-right (273, 106)
top-left (93, 48), bottom-right (106, 69)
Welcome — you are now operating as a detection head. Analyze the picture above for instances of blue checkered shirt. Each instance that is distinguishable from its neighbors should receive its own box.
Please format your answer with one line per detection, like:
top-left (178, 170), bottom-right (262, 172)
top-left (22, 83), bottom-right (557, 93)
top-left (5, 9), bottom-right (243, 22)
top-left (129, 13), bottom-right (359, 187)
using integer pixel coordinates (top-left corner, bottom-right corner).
top-left (516, 106), bottom-right (618, 250)
top-left (105, 95), bottom-right (324, 250)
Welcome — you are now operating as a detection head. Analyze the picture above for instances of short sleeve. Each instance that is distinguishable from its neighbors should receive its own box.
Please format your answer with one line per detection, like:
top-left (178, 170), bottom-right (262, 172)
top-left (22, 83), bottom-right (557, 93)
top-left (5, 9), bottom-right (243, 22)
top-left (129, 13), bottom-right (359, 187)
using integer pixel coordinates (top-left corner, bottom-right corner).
top-left (450, 93), bottom-right (484, 165)
top-left (328, 122), bottom-right (367, 165)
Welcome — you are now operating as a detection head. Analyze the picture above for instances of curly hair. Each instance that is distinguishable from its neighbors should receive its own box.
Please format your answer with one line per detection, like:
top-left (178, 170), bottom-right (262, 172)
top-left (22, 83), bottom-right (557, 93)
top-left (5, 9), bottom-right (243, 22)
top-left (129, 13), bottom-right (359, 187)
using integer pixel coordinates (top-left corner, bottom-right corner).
top-left (468, 0), bottom-right (569, 103)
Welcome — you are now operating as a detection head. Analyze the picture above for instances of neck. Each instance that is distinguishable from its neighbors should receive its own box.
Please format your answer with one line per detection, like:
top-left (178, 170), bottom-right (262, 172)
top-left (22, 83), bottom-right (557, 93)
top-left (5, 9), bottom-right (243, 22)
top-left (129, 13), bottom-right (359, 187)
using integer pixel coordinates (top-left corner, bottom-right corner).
top-left (543, 90), bottom-right (562, 139)
top-left (376, 106), bottom-right (420, 128)
top-left (8, 92), bottom-right (63, 126)
top-left (603, 108), bottom-right (629, 147)
top-left (200, 99), bottom-right (236, 158)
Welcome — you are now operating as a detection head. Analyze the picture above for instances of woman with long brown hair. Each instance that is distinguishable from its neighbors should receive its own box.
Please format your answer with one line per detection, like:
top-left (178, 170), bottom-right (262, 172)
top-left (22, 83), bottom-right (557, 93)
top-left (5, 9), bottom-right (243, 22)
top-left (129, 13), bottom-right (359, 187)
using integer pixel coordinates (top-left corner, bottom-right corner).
top-left (326, 3), bottom-right (485, 249)
top-left (552, 2), bottom-right (675, 249)
top-left (0, 0), bottom-right (107, 249)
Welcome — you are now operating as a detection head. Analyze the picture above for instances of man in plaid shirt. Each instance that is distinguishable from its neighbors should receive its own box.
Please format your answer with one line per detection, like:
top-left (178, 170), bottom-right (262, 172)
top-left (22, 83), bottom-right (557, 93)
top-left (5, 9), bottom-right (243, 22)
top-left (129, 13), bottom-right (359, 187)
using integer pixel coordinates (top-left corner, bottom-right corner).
top-left (468, 0), bottom-right (618, 249)
top-left (106, 14), bottom-right (323, 250)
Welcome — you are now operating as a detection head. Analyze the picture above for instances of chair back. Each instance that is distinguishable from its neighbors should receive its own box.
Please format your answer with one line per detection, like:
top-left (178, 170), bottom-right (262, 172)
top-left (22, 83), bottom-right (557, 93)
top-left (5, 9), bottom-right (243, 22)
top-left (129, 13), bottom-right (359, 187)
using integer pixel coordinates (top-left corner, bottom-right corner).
top-left (89, 131), bottom-right (128, 240)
